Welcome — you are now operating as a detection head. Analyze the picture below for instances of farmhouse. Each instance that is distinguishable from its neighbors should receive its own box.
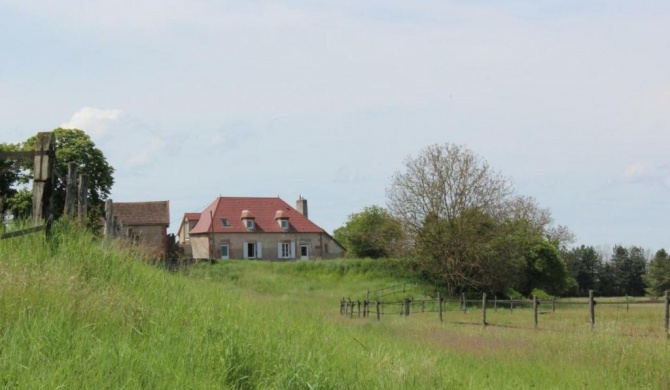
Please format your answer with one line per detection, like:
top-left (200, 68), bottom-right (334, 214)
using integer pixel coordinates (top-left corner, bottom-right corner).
top-left (113, 200), bottom-right (170, 258)
top-left (180, 196), bottom-right (345, 260)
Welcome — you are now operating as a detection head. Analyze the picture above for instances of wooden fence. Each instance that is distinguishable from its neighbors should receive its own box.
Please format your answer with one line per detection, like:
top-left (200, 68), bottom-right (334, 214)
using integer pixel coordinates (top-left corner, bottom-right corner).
top-left (0, 132), bottom-right (90, 241)
top-left (341, 289), bottom-right (670, 338)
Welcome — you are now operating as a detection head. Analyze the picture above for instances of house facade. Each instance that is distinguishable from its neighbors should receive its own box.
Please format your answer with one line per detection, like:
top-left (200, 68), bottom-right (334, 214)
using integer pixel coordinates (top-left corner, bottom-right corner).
top-left (181, 196), bottom-right (345, 260)
top-left (114, 201), bottom-right (170, 258)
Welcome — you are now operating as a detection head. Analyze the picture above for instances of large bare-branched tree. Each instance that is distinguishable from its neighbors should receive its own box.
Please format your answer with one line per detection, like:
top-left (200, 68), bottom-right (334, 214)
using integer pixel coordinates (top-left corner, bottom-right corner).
top-left (387, 143), bottom-right (512, 241)
top-left (386, 143), bottom-right (568, 295)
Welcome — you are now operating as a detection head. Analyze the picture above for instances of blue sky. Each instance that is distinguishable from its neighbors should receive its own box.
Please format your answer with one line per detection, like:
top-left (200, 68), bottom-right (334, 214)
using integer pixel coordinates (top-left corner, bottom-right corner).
top-left (1, 1), bottom-right (669, 252)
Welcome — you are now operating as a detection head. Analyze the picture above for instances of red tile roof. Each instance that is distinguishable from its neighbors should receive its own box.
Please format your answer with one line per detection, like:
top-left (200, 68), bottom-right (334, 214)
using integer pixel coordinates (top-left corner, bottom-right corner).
top-left (184, 213), bottom-right (201, 221)
top-left (190, 197), bottom-right (324, 234)
top-left (114, 201), bottom-right (170, 226)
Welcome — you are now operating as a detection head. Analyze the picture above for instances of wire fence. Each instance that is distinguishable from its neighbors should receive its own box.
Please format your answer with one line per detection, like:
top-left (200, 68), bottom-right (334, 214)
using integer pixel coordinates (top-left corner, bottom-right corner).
top-left (340, 289), bottom-right (670, 338)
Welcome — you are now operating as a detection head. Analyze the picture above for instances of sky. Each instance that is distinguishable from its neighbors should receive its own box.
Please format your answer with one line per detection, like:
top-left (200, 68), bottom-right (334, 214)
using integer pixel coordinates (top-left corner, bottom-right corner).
top-left (1, 1), bottom-right (669, 253)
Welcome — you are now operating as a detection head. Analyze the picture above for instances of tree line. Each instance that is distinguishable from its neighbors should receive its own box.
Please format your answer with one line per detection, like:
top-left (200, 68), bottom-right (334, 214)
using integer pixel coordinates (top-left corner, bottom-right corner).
top-left (335, 143), bottom-right (669, 298)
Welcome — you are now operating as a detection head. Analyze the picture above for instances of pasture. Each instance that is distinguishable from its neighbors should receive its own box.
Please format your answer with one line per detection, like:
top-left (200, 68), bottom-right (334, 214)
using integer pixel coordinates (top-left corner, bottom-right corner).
top-left (1, 223), bottom-right (668, 389)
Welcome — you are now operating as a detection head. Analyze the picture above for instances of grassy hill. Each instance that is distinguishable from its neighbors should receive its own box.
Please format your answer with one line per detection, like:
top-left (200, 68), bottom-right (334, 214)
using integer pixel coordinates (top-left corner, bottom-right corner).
top-left (1, 222), bottom-right (668, 389)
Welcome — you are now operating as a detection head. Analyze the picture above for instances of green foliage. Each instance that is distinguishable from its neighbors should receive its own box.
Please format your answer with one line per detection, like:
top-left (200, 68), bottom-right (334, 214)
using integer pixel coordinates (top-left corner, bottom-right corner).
top-left (4, 188), bottom-right (32, 219)
top-left (20, 128), bottom-right (114, 226)
top-left (0, 143), bottom-right (21, 214)
top-left (563, 245), bottom-right (603, 296)
top-left (609, 245), bottom-right (647, 296)
top-left (334, 205), bottom-right (403, 258)
top-left (645, 248), bottom-right (670, 296)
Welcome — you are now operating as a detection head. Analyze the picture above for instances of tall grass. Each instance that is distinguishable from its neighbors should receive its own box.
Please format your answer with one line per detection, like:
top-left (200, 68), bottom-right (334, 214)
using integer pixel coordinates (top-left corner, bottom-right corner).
top-left (2, 223), bottom-right (669, 388)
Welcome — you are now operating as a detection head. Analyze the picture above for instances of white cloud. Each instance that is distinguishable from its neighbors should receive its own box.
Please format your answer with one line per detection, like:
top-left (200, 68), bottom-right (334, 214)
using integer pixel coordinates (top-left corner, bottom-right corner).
top-left (61, 107), bottom-right (123, 137)
top-left (127, 136), bottom-right (167, 167)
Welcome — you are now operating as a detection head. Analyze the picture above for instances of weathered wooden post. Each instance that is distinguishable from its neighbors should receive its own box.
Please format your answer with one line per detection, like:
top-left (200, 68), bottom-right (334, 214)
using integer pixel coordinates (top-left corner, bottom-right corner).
top-left (494, 295), bottom-right (498, 311)
top-left (552, 297), bottom-right (556, 313)
top-left (404, 298), bottom-right (411, 317)
top-left (340, 298), bottom-right (345, 315)
top-left (376, 300), bottom-right (380, 321)
top-left (357, 300), bottom-right (361, 317)
top-left (510, 298), bottom-right (514, 314)
top-left (32, 132), bottom-right (55, 228)
top-left (482, 293), bottom-right (488, 326)
top-left (349, 299), bottom-right (353, 319)
top-left (533, 295), bottom-right (539, 330)
top-left (461, 293), bottom-right (466, 312)
top-left (626, 295), bottom-right (629, 312)
top-left (77, 174), bottom-right (89, 224)
top-left (664, 291), bottom-right (669, 339)
top-left (64, 162), bottom-right (77, 219)
top-left (104, 199), bottom-right (114, 238)
top-left (589, 290), bottom-right (595, 332)
top-left (438, 293), bottom-right (443, 322)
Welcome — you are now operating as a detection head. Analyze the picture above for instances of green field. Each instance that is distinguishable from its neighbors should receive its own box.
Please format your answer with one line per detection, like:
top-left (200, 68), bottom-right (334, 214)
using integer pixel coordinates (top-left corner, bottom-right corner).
top-left (1, 222), bottom-right (669, 389)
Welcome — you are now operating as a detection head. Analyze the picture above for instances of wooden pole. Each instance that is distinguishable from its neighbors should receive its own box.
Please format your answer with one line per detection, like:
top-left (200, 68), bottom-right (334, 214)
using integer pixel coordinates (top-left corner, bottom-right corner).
top-left (533, 295), bottom-right (539, 330)
top-left (482, 293), bottom-right (487, 326)
top-left (461, 293), bottom-right (466, 312)
top-left (32, 132), bottom-right (55, 227)
top-left (404, 298), bottom-right (410, 317)
top-left (626, 295), bottom-right (629, 312)
top-left (552, 297), bottom-right (556, 313)
top-left (438, 293), bottom-right (443, 322)
top-left (510, 298), bottom-right (514, 314)
top-left (589, 290), bottom-right (595, 332)
top-left (494, 295), bottom-right (497, 311)
top-left (376, 300), bottom-right (380, 321)
top-left (357, 300), bottom-right (361, 317)
top-left (64, 162), bottom-right (77, 219)
top-left (104, 199), bottom-right (114, 238)
top-left (77, 174), bottom-right (89, 225)
top-left (665, 290), bottom-right (669, 339)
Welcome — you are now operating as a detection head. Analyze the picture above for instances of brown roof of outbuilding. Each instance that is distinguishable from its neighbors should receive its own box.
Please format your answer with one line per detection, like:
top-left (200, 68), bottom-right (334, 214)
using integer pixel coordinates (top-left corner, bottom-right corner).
top-left (114, 201), bottom-right (170, 227)
top-left (190, 197), bottom-right (323, 234)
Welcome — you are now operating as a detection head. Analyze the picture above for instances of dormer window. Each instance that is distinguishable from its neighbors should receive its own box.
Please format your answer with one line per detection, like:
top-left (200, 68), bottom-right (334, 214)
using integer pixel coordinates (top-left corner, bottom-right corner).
top-left (241, 209), bottom-right (256, 231)
top-left (274, 210), bottom-right (290, 231)
top-left (221, 218), bottom-right (230, 227)
top-left (245, 219), bottom-right (255, 230)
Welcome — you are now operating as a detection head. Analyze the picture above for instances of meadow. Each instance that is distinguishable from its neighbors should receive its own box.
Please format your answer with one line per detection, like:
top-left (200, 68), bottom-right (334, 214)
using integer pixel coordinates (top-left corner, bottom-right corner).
top-left (1, 222), bottom-right (669, 389)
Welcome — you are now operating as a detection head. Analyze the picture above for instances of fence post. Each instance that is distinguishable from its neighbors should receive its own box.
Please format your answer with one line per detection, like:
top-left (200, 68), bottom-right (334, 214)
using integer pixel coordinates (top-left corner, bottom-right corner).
top-left (349, 299), bottom-right (353, 318)
top-left (357, 300), bottom-right (361, 317)
top-left (533, 295), bottom-right (539, 330)
top-left (494, 295), bottom-right (497, 311)
top-left (510, 298), bottom-right (514, 314)
top-left (104, 199), bottom-right (114, 238)
top-left (552, 297), bottom-right (556, 313)
top-left (482, 293), bottom-right (487, 326)
top-left (77, 174), bottom-right (89, 225)
top-left (32, 132), bottom-right (55, 228)
top-left (665, 290), bottom-right (669, 339)
top-left (64, 162), bottom-right (77, 219)
top-left (376, 300), bottom-right (380, 321)
top-left (589, 290), bottom-right (595, 332)
top-left (461, 293), bottom-right (466, 313)
top-left (340, 298), bottom-right (344, 315)
top-left (438, 293), bottom-right (443, 322)
top-left (404, 298), bottom-right (411, 317)
top-left (626, 295), bottom-right (629, 312)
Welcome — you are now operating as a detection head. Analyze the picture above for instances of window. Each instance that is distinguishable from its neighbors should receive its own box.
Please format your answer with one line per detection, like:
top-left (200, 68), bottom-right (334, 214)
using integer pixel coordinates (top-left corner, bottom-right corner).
top-left (247, 242), bottom-right (255, 258)
top-left (245, 219), bottom-right (255, 230)
top-left (280, 219), bottom-right (289, 230)
top-left (221, 219), bottom-right (230, 227)
top-left (281, 242), bottom-right (291, 258)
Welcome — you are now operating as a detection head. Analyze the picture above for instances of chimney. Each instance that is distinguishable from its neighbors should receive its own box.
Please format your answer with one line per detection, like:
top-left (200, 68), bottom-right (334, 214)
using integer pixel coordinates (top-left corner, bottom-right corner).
top-left (296, 195), bottom-right (308, 218)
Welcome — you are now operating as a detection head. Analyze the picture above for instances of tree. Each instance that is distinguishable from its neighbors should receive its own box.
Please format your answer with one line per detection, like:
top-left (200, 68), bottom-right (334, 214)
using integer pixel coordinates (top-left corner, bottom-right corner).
top-left (334, 205), bottom-right (403, 258)
top-left (19, 128), bottom-right (114, 226)
top-left (609, 245), bottom-right (647, 296)
top-left (0, 143), bottom-right (22, 215)
top-left (564, 245), bottom-right (603, 296)
top-left (646, 249), bottom-right (670, 296)
top-left (386, 143), bottom-right (569, 296)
